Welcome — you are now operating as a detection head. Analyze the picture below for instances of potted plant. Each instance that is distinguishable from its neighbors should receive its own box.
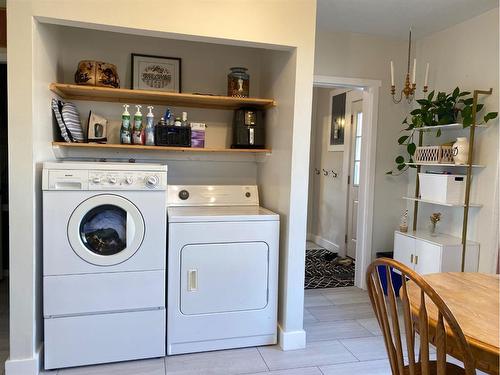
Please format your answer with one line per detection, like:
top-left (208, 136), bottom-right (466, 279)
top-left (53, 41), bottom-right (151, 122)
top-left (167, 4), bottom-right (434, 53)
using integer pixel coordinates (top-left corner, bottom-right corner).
top-left (387, 87), bottom-right (498, 175)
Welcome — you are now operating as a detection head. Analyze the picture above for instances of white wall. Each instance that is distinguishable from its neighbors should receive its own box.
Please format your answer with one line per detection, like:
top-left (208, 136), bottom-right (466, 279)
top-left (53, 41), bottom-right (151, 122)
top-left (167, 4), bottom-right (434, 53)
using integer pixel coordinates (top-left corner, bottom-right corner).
top-left (7, 1), bottom-right (317, 373)
top-left (413, 8), bottom-right (499, 273)
top-left (314, 30), bottom-right (410, 257)
top-left (308, 87), bottom-right (348, 253)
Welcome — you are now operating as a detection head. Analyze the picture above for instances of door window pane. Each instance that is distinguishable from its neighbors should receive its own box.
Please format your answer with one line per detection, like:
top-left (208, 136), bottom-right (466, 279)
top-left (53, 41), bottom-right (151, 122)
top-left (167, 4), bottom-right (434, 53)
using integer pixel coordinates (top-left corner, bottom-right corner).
top-left (80, 204), bottom-right (127, 256)
top-left (353, 111), bottom-right (363, 186)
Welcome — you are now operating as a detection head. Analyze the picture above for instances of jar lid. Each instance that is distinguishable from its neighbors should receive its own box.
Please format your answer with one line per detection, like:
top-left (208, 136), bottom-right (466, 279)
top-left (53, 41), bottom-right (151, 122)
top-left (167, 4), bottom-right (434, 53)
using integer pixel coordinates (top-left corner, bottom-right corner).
top-left (230, 67), bottom-right (248, 71)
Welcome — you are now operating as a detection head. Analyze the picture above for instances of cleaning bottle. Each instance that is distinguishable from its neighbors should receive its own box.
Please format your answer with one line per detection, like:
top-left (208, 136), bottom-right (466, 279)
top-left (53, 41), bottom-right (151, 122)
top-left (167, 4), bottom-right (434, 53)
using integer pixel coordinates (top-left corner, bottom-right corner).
top-left (120, 104), bottom-right (131, 144)
top-left (132, 105), bottom-right (144, 145)
top-left (181, 111), bottom-right (188, 127)
top-left (145, 105), bottom-right (155, 146)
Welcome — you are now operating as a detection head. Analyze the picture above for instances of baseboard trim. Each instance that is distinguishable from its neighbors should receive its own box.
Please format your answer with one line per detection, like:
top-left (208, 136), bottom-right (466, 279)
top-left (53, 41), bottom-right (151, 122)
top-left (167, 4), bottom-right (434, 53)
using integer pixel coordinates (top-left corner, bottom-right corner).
top-left (307, 234), bottom-right (340, 253)
top-left (5, 344), bottom-right (41, 375)
top-left (278, 324), bottom-right (306, 351)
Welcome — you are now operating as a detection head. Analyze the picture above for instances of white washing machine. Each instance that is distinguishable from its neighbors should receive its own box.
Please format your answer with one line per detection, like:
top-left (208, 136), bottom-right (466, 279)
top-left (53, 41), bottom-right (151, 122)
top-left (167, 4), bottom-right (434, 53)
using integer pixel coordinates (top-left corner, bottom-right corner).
top-left (42, 161), bottom-right (167, 369)
top-left (167, 185), bottom-right (279, 355)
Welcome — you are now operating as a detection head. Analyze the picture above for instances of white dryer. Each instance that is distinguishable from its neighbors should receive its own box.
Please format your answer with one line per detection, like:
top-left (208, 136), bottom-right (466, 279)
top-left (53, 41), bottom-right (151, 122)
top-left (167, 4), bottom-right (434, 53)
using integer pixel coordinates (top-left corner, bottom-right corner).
top-left (42, 161), bottom-right (167, 369)
top-left (167, 185), bottom-right (279, 355)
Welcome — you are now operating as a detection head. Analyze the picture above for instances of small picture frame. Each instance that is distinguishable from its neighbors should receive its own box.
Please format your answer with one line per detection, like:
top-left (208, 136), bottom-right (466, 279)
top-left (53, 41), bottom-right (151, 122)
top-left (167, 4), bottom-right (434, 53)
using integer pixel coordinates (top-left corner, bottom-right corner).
top-left (131, 53), bottom-right (181, 92)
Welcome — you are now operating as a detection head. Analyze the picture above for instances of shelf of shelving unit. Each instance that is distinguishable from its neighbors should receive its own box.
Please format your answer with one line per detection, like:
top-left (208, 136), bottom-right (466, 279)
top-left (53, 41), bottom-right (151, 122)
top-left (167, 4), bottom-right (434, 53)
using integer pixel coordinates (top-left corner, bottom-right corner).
top-left (402, 196), bottom-right (482, 208)
top-left (406, 162), bottom-right (485, 168)
top-left (413, 123), bottom-right (488, 131)
top-left (52, 141), bottom-right (272, 155)
top-left (49, 83), bottom-right (277, 110)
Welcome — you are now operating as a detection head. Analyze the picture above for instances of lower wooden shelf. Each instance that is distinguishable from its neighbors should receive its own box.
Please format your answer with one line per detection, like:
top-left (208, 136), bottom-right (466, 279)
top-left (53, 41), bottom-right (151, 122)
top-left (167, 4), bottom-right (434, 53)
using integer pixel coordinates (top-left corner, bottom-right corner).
top-left (51, 141), bottom-right (271, 163)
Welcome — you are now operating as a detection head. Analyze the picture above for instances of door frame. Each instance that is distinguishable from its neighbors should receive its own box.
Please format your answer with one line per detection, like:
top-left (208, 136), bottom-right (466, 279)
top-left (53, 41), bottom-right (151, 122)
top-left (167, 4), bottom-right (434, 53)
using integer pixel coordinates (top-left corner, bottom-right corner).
top-left (313, 75), bottom-right (381, 289)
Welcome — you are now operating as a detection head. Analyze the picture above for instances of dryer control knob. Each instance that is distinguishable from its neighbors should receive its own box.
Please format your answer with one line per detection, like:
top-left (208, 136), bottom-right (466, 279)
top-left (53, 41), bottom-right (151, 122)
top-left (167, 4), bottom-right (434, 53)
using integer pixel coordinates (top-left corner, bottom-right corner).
top-left (125, 177), bottom-right (134, 185)
top-left (179, 190), bottom-right (189, 200)
top-left (146, 175), bottom-right (159, 188)
top-left (108, 177), bottom-right (117, 184)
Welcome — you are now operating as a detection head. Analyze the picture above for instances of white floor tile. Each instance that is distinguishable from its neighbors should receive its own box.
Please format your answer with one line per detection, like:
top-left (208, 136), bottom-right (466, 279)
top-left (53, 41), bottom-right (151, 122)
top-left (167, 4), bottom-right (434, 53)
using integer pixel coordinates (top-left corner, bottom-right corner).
top-left (339, 336), bottom-right (389, 361)
top-left (58, 358), bottom-right (165, 375)
top-left (307, 302), bottom-right (375, 322)
top-left (305, 320), bottom-right (373, 342)
top-left (322, 290), bottom-right (371, 305)
top-left (356, 318), bottom-right (382, 336)
top-left (245, 367), bottom-right (322, 375)
top-left (304, 293), bottom-right (333, 308)
top-left (320, 359), bottom-right (392, 375)
top-left (303, 308), bottom-right (319, 324)
top-left (165, 348), bottom-right (268, 375)
top-left (258, 340), bottom-right (357, 370)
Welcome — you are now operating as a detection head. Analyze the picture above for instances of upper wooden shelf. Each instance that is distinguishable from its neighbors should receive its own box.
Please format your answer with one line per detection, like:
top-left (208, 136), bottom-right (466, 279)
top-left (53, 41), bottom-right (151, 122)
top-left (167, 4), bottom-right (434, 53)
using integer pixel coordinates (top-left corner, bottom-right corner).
top-left (49, 83), bottom-right (277, 110)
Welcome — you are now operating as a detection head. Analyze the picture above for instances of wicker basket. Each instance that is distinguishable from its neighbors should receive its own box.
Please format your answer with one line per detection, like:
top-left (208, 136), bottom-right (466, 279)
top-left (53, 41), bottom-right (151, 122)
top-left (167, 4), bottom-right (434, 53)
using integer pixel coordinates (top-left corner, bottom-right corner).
top-left (415, 145), bottom-right (454, 164)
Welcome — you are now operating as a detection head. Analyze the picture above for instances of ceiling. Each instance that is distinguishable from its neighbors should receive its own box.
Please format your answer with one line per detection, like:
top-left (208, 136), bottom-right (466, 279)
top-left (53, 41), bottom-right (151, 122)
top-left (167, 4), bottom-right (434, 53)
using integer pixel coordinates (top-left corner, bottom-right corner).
top-left (317, 0), bottom-right (499, 39)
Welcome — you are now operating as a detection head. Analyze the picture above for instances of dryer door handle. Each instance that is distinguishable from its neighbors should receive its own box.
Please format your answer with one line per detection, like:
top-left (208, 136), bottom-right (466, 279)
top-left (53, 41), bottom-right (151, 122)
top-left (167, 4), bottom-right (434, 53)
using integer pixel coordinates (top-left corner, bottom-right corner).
top-left (188, 269), bottom-right (198, 292)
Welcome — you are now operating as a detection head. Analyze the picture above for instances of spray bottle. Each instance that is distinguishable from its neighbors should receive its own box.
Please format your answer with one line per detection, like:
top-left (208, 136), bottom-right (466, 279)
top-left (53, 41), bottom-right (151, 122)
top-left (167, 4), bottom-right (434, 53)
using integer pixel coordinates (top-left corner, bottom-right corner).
top-left (132, 105), bottom-right (144, 145)
top-left (120, 104), bottom-right (131, 144)
top-left (145, 106), bottom-right (155, 146)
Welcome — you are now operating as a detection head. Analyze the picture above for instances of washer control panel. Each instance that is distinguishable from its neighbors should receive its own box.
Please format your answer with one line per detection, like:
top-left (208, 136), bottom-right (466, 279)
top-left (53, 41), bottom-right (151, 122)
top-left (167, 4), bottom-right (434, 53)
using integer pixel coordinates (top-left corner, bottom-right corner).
top-left (88, 171), bottom-right (166, 190)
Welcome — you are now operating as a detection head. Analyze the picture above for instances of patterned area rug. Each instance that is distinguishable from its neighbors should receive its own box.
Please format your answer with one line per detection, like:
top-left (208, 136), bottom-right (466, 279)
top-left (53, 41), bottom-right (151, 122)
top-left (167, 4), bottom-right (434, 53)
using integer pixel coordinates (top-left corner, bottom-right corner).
top-left (304, 248), bottom-right (355, 289)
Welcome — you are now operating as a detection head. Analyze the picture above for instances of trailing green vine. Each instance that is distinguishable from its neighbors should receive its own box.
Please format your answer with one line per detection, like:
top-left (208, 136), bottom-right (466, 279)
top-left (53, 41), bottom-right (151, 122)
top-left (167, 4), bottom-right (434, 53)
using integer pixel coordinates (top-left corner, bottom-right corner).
top-left (387, 87), bottom-right (498, 175)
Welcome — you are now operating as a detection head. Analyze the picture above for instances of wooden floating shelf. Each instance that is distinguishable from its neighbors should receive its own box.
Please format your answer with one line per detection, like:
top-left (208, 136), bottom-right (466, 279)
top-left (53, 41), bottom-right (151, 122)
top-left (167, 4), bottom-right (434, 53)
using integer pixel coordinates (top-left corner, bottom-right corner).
top-left (414, 123), bottom-right (487, 131)
top-left (49, 83), bottom-right (277, 110)
top-left (52, 142), bottom-right (272, 154)
top-left (406, 162), bottom-right (485, 168)
top-left (402, 196), bottom-right (482, 208)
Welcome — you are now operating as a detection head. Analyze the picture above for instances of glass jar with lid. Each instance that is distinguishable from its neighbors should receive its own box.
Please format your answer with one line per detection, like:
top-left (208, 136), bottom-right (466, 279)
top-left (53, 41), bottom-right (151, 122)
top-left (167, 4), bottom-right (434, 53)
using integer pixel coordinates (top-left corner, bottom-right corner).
top-left (227, 67), bottom-right (249, 98)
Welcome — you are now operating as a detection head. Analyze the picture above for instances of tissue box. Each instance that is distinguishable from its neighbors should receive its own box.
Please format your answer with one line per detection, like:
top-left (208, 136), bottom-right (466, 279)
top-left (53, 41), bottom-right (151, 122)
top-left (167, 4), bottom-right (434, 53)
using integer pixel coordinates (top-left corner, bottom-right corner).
top-left (191, 123), bottom-right (206, 148)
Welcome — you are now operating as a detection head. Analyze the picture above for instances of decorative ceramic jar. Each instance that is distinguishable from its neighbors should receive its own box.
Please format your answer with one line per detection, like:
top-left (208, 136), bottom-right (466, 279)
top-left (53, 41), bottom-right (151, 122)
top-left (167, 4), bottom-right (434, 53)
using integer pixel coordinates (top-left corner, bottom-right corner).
top-left (452, 137), bottom-right (469, 165)
top-left (227, 67), bottom-right (249, 97)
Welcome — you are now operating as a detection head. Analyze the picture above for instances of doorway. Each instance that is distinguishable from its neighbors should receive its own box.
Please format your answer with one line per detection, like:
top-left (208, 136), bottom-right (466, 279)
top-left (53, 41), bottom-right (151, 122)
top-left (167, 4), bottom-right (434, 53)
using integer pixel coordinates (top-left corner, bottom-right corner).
top-left (305, 75), bottom-right (380, 291)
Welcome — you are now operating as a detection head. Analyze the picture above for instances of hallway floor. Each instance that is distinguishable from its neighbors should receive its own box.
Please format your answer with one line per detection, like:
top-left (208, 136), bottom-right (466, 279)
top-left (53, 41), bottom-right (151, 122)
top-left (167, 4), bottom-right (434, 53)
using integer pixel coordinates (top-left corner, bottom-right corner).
top-left (28, 286), bottom-right (480, 375)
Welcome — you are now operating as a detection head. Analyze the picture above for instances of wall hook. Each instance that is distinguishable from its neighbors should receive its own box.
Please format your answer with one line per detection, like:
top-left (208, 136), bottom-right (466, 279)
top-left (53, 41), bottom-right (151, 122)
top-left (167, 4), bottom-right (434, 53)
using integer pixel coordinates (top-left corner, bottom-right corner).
top-left (314, 168), bottom-right (320, 175)
top-left (322, 169), bottom-right (328, 176)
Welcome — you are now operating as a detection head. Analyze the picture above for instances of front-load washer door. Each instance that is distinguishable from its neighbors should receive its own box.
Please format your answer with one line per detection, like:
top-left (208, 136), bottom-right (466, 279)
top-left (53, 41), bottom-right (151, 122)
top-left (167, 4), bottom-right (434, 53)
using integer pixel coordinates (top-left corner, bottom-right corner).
top-left (67, 194), bottom-right (145, 266)
top-left (180, 242), bottom-right (269, 315)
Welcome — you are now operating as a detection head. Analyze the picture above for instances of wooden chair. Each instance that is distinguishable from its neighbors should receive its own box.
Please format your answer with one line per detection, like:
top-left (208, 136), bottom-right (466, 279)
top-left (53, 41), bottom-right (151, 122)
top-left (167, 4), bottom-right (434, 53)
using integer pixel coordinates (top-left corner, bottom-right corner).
top-left (366, 258), bottom-right (476, 375)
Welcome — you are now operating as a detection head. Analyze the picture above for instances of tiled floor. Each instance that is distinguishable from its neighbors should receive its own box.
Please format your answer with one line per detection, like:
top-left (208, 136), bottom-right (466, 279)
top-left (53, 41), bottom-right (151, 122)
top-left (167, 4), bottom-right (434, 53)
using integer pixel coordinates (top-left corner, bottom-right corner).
top-left (14, 286), bottom-right (481, 375)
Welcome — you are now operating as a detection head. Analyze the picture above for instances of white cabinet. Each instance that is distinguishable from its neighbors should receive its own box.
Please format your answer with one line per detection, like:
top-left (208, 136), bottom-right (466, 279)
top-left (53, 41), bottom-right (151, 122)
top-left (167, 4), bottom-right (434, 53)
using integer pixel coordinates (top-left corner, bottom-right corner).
top-left (393, 231), bottom-right (479, 274)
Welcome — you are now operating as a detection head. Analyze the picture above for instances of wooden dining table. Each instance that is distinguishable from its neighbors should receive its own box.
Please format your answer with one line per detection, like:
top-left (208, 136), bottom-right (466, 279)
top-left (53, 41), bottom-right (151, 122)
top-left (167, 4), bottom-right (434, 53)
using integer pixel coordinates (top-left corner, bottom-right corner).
top-left (407, 272), bottom-right (500, 374)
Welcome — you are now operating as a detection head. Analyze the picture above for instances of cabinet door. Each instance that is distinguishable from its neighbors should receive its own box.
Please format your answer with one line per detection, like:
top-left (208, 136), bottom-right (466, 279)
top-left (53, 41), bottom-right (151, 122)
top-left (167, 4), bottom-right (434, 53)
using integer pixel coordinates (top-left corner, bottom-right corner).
top-left (414, 240), bottom-right (442, 275)
top-left (394, 232), bottom-right (415, 270)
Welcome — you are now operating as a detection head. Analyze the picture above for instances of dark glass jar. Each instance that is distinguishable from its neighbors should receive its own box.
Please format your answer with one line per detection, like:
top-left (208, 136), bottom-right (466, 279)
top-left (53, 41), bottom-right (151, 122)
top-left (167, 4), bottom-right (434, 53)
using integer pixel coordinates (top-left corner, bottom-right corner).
top-left (227, 67), bottom-right (249, 98)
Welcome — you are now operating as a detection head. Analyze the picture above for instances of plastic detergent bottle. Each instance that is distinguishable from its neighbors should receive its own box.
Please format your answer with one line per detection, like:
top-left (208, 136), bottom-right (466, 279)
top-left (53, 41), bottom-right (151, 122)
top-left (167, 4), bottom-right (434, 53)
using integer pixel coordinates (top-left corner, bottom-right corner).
top-left (120, 104), bottom-right (131, 144)
top-left (145, 106), bottom-right (155, 146)
top-left (132, 105), bottom-right (144, 145)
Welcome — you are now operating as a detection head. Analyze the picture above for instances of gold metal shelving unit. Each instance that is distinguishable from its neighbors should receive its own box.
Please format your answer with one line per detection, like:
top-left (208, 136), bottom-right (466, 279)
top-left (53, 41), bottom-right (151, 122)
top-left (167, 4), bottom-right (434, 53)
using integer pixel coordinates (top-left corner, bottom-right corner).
top-left (410, 88), bottom-right (493, 271)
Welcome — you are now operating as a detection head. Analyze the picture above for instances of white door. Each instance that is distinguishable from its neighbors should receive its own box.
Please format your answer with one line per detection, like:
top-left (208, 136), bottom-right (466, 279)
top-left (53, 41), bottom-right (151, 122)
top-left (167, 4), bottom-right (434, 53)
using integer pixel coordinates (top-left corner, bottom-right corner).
top-left (180, 242), bottom-right (269, 315)
top-left (67, 194), bottom-right (145, 266)
top-left (346, 99), bottom-right (363, 259)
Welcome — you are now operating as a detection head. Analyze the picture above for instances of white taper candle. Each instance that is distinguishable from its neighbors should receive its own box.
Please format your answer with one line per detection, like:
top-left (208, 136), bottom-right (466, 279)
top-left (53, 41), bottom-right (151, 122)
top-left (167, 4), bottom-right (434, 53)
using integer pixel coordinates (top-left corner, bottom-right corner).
top-left (412, 58), bottom-right (416, 84)
top-left (424, 63), bottom-right (429, 87)
top-left (390, 61), bottom-right (394, 86)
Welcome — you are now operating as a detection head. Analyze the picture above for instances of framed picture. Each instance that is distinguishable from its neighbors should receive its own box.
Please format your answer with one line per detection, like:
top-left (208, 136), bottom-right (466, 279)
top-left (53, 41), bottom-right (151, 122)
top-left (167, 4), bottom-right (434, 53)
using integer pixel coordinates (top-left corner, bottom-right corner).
top-left (131, 54), bottom-right (181, 92)
top-left (328, 92), bottom-right (346, 152)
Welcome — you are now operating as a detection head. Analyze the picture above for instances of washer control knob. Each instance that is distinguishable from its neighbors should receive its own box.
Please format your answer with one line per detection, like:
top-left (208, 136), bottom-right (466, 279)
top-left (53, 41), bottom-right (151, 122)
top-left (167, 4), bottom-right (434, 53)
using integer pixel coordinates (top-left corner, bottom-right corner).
top-left (179, 190), bottom-right (190, 200)
top-left (108, 176), bottom-right (117, 184)
top-left (146, 175), bottom-right (159, 188)
top-left (92, 177), bottom-right (101, 184)
top-left (125, 177), bottom-right (134, 185)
